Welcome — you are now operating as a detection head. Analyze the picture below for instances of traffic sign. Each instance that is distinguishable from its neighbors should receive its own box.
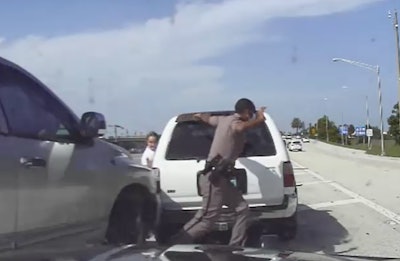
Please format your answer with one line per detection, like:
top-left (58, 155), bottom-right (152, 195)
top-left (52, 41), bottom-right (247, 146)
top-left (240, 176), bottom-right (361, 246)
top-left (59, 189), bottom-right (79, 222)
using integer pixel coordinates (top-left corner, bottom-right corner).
top-left (355, 126), bottom-right (366, 137)
top-left (366, 128), bottom-right (373, 137)
top-left (339, 126), bottom-right (348, 135)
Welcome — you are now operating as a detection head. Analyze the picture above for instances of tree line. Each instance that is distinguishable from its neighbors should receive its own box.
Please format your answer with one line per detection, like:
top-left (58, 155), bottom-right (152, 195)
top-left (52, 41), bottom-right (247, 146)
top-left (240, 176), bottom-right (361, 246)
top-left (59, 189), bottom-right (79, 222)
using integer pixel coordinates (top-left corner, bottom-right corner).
top-left (289, 103), bottom-right (400, 145)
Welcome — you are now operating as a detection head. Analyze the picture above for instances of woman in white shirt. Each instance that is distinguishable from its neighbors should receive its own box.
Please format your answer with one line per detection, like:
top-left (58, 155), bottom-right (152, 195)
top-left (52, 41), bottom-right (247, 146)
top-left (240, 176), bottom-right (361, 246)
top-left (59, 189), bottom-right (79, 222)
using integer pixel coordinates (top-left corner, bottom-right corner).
top-left (141, 131), bottom-right (159, 168)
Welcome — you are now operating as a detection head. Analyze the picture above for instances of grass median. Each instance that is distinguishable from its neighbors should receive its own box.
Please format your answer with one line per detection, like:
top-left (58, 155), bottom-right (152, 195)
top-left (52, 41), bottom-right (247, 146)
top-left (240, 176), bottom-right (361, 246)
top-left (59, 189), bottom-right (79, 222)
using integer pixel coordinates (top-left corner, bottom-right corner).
top-left (317, 138), bottom-right (400, 157)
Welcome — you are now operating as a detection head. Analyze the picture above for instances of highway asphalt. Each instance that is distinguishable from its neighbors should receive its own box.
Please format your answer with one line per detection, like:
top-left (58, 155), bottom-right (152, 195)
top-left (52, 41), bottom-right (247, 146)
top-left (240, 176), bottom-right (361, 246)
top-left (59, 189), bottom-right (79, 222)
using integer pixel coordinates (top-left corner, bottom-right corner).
top-left (283, 140), bottom-right (400, 257)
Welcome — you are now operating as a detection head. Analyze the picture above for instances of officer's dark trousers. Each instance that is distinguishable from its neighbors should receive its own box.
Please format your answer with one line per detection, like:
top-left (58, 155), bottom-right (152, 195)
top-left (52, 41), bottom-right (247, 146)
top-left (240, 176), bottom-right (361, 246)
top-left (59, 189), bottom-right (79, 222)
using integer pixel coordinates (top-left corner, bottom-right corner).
top-left (171, 171), bottom-right (249, 246)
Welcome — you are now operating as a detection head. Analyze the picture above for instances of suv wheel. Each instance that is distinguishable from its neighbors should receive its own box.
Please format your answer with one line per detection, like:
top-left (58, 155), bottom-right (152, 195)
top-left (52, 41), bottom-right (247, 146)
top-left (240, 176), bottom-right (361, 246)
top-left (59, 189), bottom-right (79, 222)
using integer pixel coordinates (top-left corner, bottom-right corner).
top-left (277, 214), bottom-right (297, 241)
top-left (245, 224), bottom-right (264, 248)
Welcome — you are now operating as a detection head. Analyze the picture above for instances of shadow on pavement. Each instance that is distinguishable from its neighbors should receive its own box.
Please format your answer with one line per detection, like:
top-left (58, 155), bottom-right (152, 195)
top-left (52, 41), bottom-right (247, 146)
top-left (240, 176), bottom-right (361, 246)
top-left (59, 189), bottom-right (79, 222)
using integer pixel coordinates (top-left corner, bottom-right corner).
top-left (262, 204), bottom-right (352, 254)
top-left (0, 204), bottom-right (353, 259)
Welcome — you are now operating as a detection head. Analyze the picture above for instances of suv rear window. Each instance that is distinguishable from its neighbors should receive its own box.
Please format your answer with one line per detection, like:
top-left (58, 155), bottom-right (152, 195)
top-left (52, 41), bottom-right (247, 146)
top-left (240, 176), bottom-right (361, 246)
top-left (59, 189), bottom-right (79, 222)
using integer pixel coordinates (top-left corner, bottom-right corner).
top-left (165, 121), bottom-right (277, 160)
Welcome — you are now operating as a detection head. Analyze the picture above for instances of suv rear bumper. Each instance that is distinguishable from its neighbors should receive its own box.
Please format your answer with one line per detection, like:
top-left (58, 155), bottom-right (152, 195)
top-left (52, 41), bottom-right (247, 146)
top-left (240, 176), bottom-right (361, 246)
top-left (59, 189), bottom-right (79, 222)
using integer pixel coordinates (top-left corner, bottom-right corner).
top-left (159, 193), bottom-right (297, 230)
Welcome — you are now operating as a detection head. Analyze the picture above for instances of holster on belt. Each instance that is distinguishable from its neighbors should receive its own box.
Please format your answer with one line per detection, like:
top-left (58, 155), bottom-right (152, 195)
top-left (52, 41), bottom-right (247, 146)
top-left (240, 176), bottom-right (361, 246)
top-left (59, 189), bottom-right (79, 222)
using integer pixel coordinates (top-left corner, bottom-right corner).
top-left (197, 154), bottom-right (235, 184)
top-left (197, 154), bottom-right (223, 176)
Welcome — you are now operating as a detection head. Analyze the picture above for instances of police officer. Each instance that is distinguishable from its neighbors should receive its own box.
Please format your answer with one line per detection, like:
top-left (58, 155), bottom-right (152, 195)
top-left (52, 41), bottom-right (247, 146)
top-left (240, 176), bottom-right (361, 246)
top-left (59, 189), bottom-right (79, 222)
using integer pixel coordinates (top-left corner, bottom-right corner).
top-left (169, 98), bottom-right (266, 246)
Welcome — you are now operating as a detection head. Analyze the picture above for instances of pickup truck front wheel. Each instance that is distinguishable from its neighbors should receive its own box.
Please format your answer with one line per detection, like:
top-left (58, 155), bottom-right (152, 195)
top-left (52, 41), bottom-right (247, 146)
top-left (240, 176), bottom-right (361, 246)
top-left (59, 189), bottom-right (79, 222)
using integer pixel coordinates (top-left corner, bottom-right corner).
top-left (155, 224), bottom-right (180, 245)
top-left (105, 186), bottom-right (155, 245)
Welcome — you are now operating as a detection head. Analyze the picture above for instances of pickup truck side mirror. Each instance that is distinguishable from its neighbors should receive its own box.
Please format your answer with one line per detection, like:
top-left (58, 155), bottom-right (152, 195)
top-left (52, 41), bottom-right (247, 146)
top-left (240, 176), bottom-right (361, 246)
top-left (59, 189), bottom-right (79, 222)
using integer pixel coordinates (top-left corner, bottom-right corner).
top-left (80, 111), bottom-right (106, 138)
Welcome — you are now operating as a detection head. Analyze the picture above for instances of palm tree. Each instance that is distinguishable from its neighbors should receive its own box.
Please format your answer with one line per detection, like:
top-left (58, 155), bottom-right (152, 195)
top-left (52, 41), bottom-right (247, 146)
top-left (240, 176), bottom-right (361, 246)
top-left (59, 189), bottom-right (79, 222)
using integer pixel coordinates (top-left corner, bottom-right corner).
top-left (291, 118), bottom-right (302, 134)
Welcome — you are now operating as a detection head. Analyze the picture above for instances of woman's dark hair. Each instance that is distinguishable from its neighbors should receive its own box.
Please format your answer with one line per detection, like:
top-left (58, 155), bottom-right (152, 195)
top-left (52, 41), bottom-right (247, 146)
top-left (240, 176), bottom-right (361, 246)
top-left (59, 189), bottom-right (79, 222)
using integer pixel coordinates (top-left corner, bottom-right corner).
top-left (235, 98), bottom-right (256, 114)
top-left (146, 131), bottom-right (159, 140)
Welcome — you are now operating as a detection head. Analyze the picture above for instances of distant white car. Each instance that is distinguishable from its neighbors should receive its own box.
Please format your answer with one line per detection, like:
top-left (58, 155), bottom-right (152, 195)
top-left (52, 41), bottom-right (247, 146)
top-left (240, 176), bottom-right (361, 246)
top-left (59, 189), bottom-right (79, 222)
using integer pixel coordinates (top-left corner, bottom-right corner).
top-left (302, 137), bottom-right (310, 143)
top-left (287, 140), bottom-right (303, 152)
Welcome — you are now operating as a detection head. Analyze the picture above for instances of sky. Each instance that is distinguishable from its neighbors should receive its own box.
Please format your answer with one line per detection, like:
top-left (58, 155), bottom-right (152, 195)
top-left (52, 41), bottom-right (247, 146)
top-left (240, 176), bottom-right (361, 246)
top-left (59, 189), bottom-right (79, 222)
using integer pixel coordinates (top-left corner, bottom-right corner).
top-left (0, 0), bottom-right (399, 134)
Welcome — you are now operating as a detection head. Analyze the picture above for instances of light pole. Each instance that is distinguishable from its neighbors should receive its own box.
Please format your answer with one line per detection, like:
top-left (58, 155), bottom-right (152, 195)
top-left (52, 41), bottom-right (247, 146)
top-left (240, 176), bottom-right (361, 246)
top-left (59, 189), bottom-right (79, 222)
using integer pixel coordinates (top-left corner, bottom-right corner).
top-left (332, 57), bottom-right (386, 156)
top-left (108, 124), bottom-right (125, 141)
top-left (389, 10), bottom-right (400, 130)
top-left (365, 95), bottom-right (372, 149)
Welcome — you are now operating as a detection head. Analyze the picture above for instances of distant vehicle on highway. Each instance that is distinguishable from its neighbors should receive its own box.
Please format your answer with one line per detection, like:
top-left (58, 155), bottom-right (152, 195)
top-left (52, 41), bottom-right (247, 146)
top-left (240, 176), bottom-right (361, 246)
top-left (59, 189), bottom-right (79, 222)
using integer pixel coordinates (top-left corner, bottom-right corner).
top-left (0, 56), bottom-right (159, 246)
top-left (129, 147), bottom-right (145, 154)
top-left (287, 140), bottom-right (303, 152)
top-left (302, 137), bottom-right (310, 143)
top-left (152, 110), bottom-right (298, 245)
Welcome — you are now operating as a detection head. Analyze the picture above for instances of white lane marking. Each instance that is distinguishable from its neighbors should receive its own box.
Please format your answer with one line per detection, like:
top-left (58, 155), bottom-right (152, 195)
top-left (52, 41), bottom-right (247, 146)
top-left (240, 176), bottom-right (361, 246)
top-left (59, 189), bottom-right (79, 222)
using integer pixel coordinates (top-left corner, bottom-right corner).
top-left (293, 161), bottom-right (400, 224)
top-left (307, 199), bottom-right (361, 210)
top-left (293, 167), bottom-right (309, 170)
top-left (294, 172), bottom-right (310, 176)
top-left (90, 244), bottom-right (136, 261)
top-left (299, 180), bottom-right (332, 186)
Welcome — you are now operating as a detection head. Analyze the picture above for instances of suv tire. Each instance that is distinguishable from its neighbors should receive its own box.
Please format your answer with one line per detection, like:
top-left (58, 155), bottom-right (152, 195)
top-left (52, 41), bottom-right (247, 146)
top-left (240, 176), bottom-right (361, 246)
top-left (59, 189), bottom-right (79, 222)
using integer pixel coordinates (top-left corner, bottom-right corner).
top-left (245, 224), bottom-right (264, 248)
top-left (277, 214), bottom-right (297, 241)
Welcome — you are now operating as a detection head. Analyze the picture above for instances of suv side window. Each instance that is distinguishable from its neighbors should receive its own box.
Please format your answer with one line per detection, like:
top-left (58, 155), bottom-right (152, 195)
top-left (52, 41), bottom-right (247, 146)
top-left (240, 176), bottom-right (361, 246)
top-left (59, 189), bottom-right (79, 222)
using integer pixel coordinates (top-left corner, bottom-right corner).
top-left (0, 64), bottom-right (79, 142)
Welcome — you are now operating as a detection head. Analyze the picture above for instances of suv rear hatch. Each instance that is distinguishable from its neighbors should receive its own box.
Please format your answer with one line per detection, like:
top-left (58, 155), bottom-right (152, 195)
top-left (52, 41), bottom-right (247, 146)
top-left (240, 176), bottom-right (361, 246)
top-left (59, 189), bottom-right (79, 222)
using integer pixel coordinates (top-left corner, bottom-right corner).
top-left (157, 112), bottom-right (286, 210)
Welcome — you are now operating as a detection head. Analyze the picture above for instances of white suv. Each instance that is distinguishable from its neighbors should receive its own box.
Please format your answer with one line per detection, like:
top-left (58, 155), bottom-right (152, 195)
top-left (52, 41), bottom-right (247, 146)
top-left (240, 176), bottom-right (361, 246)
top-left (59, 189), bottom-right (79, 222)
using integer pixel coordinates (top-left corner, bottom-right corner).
top-left (152, 111), bottom-right (298, 244)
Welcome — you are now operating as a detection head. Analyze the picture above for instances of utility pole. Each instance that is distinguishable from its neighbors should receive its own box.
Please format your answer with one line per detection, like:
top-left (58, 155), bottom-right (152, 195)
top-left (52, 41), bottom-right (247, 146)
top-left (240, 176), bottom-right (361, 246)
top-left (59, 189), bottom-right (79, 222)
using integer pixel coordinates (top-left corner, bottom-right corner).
top-left (389, 10), bottom-right (400, 130)
top-left (377, 65), bottom-right (386, 156)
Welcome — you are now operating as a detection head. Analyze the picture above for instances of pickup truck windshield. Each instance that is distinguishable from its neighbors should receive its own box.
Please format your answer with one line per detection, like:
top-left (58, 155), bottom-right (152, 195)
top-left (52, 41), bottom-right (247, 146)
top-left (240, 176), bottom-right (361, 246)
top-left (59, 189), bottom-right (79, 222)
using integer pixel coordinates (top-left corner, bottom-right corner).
top-left (165, 121), bottom-right (277, 160)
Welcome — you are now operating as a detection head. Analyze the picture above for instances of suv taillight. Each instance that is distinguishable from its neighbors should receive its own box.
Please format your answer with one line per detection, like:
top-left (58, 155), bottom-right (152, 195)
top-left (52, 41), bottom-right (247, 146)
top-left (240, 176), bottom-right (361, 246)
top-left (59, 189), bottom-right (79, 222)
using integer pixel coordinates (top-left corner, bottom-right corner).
top-left (283, 161), bottom-right (296, 187)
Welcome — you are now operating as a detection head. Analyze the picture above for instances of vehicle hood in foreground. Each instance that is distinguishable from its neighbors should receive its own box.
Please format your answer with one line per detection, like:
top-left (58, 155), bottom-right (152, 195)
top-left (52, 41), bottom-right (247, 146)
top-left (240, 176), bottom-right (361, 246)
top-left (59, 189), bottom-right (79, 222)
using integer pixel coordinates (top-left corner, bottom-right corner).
top-left (4, 244), bottom-right (400, 261)
top-left (86, 244), bottom-right (400, 261)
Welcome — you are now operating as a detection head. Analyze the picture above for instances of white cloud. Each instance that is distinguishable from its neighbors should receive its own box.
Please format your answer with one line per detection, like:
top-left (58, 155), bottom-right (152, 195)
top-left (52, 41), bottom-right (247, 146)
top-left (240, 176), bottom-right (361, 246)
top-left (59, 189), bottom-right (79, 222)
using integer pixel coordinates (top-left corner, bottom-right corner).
top-left (0, 0), bottom-right (381, 132)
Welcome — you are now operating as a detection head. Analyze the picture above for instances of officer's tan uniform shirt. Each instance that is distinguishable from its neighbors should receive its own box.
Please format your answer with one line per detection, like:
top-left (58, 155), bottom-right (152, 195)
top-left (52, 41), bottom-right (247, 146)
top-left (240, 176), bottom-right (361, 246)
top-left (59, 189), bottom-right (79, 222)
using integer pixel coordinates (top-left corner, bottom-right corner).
top-left (207, 113), bottom-right (246, 162)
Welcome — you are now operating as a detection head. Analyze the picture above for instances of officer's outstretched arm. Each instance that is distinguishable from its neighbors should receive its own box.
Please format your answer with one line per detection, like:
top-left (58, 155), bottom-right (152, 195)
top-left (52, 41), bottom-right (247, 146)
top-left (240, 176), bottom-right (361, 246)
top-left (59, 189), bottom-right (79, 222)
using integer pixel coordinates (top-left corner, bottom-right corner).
top-left (193, 113), bottom-right (220, 127)
top-left (232, 118), bottom-right (264, 133)
top-left (232, 107), bottom-right (266, 133)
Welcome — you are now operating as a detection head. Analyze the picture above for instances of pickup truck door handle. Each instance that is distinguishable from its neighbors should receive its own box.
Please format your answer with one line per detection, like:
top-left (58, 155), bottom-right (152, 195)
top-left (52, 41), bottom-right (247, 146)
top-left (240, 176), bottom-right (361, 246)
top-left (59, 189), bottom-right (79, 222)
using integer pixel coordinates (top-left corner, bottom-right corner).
top-left (20, 157), bottom-right (47, 168)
